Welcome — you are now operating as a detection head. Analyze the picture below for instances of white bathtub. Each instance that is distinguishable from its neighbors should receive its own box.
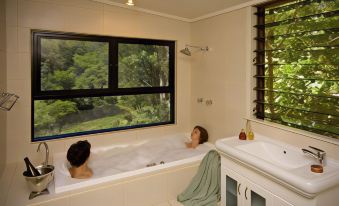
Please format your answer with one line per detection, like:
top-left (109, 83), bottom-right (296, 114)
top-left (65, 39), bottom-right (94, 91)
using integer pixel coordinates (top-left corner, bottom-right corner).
top-left (53, 133), bottom-right (213, 194)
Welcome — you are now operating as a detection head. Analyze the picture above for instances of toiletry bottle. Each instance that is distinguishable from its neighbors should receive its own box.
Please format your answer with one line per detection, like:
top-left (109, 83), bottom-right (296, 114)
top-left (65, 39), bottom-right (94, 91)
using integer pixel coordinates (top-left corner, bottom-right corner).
top-left (247, 130), bottom-right (254, 140)
top-left (24, 157), bottom-right (41, 177)
top-left (239, 129), bottom-right (246, 140)
top-left (246, 120), bottom-right (254, 140)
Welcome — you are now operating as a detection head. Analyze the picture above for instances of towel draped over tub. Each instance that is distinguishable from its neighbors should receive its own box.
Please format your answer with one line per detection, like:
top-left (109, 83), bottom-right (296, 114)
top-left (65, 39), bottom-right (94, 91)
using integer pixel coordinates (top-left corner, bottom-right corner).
top-left (177, 149), bottom-right (221, 206)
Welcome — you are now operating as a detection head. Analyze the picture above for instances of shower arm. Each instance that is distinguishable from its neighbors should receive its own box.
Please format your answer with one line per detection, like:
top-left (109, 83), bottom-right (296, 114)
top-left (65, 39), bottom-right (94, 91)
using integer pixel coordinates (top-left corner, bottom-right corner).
top-left (185, 44), bottom-right (209, 51)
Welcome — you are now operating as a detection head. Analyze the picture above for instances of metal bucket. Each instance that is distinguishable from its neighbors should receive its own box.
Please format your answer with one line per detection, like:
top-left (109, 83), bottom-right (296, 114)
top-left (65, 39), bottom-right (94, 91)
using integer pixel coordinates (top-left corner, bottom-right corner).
top-left (23, 165), bottom-right (54, 193)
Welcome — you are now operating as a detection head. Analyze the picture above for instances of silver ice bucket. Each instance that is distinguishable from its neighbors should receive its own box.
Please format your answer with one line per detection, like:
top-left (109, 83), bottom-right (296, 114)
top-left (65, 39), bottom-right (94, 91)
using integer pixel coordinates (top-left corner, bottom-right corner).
top-left (23, 165), bottom-right (54, 193)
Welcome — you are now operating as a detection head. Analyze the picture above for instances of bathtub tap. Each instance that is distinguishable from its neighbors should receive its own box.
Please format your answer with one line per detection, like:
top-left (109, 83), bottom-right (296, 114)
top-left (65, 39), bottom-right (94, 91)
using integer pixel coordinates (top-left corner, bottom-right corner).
top-left (37, 142), bottom-right (49, 166)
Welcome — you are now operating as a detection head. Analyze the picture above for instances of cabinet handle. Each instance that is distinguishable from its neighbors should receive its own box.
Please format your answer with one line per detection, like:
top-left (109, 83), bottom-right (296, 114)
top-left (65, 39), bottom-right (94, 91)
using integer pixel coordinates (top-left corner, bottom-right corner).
top-left (237, 183), bottom-right (241, 195)
top-left (245, 187), bottom-right (248, 200)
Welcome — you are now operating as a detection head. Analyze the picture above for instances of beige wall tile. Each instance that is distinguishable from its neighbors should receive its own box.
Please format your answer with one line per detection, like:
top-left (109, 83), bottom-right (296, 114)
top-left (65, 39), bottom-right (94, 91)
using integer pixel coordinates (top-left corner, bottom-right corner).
top-left (103, 6), bottom-right (142, 38)
top-left (18, 0), bottom-right (65, 30)
top-left (63, 6), bottom-right (104, 34)
top-left (0, 51), bottom-right (6, 85)
top-left (6, 52), bottom-right (30, 80)
top-left (5, 0), bottom-right (17, 27)
top-left (7, 0), bottom-right (191, 165)
top-left (18, 27), bottom-right (30, 52)
top-left (0, 0), bottom-right (5, 52)
top-left (0, 163), bottom-right (16, 206)
top-left (0, 0), bottom-right (6, 178)
top-left (6, 78), bottom-right (30, 105)
top-left (69, 184), bottom-right (124, 206)
top-left (6, 26), bottom-right (18, 52)
top-left (27, 0), bottom-right (104, 10)
top-left (190, 9), bottom-right (248, 143)
top-left (136, 126), bottom-right (165, 140)
top-left (32, 198), bottom-right (70, 206)
top-left (154, 202), bottom-right (171, 206)
top-left (125, 173), bottom-right (167, 206)
top-left (166, 165), bottom-right (199, 200)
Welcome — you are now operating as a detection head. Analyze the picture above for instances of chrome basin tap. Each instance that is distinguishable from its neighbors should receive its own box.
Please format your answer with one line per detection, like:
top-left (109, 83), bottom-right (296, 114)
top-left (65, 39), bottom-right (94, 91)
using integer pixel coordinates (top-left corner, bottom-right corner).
top-left (37, 142), bottom-right (49, 166)
top-left (302, 146), bottom-right (326, 166)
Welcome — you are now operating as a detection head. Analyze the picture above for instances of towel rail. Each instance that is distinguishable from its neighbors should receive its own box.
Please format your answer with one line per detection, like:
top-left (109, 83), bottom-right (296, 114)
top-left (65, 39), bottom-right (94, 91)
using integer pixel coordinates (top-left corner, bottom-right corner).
top-left (0, 92), bottom-right (19, 111)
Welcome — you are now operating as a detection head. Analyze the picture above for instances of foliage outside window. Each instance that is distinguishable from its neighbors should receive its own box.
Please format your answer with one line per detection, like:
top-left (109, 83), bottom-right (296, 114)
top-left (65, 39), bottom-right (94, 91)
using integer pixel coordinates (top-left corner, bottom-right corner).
top-left (32, 31), bottom-right (175, 141)
top-left (254, 0), bottom-right (338, 138)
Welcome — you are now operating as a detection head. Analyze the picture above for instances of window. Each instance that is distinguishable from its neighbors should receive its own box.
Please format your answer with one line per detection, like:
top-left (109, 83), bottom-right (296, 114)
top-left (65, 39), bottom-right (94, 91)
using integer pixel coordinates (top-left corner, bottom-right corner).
top-left (254, 0), bottom-right (338, 138)
top-left (32, 31), bottom-right (175, 141)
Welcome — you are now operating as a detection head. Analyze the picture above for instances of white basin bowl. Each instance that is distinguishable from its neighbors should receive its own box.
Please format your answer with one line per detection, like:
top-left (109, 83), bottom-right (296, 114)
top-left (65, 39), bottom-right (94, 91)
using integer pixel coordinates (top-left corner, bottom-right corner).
top-left (236, 141), bottom-right (311, 169)
top-left (216, 134), bottom-right (339, 196)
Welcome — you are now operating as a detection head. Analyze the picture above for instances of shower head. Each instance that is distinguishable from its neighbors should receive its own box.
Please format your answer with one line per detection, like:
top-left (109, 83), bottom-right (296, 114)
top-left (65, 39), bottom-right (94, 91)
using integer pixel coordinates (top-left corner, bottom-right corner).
top-left (180, 45), bottom-right (209, 56)
top-left (180, 47), bottom-right (191, 56)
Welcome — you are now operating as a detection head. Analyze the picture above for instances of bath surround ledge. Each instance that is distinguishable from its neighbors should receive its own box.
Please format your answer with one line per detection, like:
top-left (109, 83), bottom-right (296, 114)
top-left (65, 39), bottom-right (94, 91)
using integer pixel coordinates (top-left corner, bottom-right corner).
top-left (1, 160), bottom-right (201, 206)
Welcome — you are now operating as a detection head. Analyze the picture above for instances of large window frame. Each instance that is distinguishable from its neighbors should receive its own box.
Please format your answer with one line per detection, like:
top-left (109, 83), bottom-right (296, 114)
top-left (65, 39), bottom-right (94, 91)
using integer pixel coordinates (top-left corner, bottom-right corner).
top-left (32, 30), bottom-right (175, 142)
top-left (254, 0), bottom-right (339, 138)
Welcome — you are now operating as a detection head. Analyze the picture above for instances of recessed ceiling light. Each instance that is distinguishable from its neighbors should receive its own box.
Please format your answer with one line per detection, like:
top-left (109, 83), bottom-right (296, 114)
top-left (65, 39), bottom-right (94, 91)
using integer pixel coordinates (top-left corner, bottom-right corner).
top-left (126, 0), bottom-right (134, 6)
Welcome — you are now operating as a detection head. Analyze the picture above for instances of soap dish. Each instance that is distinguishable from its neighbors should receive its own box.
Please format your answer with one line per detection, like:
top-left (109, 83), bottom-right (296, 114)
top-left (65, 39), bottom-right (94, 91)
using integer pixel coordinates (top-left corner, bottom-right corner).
top-left (311, 164), bottom-right (323, 173)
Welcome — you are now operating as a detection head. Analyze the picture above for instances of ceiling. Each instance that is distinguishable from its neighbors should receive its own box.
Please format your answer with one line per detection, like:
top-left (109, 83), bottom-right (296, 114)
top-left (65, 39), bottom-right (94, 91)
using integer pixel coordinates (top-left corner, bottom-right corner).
top-left (100, 0), bottom-right (258, 21)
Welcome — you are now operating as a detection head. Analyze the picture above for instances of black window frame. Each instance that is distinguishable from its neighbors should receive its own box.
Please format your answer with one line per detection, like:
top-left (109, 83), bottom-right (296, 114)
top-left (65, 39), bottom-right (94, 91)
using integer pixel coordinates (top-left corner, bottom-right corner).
top-left (31, 30), bottom-right (175, 142)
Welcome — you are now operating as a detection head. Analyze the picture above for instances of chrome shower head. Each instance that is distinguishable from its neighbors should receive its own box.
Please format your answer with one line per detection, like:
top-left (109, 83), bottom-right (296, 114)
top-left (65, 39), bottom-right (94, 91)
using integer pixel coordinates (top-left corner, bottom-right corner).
top-left (180, 47), bottom-right (191, 56)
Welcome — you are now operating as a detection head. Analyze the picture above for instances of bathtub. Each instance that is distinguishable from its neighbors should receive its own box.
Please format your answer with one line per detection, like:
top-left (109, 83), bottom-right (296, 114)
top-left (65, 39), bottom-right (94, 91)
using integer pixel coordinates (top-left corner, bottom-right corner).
top-left (53, 133), bottom-right (213, 194)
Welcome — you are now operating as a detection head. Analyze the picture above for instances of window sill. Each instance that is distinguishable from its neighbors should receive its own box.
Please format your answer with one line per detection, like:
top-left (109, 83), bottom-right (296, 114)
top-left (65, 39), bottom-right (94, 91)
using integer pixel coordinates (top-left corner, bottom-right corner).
top-left (244, 117), bottom-right (339, 146)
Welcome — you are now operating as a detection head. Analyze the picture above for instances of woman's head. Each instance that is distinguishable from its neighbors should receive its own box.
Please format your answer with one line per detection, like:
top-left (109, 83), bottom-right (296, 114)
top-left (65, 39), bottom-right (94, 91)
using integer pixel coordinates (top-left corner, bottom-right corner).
top-left (67, 140), bottom-right (91, 168)
top-left (191, 126), bottom-right (209, 144)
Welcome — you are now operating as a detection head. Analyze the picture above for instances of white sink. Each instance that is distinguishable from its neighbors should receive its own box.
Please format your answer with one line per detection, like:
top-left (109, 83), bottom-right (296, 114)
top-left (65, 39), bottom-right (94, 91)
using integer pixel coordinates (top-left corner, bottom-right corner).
top-left (216, 134), bottom-right (339, 196)
top-left (236, 141), bottom-right (311, 169)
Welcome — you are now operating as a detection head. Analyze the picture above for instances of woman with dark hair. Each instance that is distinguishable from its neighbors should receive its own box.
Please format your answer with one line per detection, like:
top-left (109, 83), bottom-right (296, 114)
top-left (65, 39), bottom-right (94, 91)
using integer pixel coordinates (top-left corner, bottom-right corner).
top-left (186, 126), bottom-right (209, 149)
top-left (67, 140), bottom-right (93, 179)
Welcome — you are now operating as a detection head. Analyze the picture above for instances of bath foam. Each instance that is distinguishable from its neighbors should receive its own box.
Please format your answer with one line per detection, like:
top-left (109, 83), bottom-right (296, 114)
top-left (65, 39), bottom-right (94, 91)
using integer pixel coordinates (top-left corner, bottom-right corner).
top-left (53, 133), bottom-right (213, 193)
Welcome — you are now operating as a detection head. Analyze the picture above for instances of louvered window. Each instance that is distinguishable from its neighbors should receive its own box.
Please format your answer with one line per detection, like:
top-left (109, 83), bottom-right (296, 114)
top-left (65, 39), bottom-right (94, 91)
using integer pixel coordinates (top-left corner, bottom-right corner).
top-left (254, 0), bottom-right (339, 138)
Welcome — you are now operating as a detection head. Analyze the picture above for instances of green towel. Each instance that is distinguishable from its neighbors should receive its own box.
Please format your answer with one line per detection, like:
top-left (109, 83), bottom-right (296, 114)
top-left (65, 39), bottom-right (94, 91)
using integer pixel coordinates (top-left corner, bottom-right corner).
top-left (177, 150), bottom-right (221, 206)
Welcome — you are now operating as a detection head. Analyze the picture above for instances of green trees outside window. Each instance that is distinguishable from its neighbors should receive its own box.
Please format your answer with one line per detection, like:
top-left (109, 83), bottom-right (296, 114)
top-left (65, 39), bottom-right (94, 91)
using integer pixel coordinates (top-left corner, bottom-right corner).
top-left (255, 0), bottom-right (339, 138)
top-left (32, 32), bottom-right (174, 141)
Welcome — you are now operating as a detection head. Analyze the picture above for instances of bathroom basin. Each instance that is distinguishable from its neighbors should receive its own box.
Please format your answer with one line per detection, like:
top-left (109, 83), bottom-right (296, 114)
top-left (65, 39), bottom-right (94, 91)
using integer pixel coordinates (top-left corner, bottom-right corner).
top-left (235, 141), bottom-right (311, 169)
top-left (215, 134), bottom-right (339, 196)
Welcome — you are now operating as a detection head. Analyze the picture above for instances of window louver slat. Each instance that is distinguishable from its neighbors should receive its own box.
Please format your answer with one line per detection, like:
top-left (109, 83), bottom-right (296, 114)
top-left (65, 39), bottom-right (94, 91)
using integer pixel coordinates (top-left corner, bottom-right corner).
top-left (254, 0), bottom-right (339, 138)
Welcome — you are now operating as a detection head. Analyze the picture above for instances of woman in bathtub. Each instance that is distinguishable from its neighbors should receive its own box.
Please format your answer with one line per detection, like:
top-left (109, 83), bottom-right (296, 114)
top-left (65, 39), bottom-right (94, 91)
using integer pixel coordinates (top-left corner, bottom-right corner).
top-left (67, 140), bottom-right (93, 179)
top-left (186, 126), bottom-right (209, 149)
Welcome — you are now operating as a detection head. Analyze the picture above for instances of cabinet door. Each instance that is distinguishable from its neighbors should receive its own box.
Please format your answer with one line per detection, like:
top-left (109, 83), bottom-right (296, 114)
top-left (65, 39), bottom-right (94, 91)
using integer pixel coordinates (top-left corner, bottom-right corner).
top-left (221, 166), bottom-right (243, 206)
top-left (243, 179), bottom-right (272, 206)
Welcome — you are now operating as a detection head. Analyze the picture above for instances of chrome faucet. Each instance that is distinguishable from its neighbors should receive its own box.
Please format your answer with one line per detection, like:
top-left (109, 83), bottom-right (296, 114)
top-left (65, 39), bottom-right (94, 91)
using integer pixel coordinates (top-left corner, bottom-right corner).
top-left (37, 142), bottom-right (49, 166)
top-left (302, 146), bottom-right (326, 166)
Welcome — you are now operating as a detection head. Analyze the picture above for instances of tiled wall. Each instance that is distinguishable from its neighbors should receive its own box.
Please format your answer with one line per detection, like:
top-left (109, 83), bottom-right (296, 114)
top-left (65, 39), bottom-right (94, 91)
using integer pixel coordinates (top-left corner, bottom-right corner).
top-left (190, 8), bottom-right (249, 143)
top-left (189, 7), bottom-right (339, 159)
top-left (0, 0), bottom-right (7, 177)
top-left (5, 0), bottom-right (192, 164)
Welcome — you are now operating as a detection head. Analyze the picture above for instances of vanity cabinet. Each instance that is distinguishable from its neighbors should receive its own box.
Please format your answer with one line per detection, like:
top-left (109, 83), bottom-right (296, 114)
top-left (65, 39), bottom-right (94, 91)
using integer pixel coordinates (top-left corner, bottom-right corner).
top-left (221, 162), bottom-right (293, 206)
